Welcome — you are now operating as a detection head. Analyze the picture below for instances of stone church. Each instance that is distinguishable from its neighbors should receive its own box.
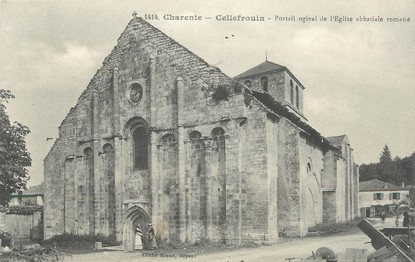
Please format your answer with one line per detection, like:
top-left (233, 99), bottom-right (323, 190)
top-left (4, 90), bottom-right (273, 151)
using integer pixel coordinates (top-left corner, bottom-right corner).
top-left (44, 14), bottom-right (359, 249)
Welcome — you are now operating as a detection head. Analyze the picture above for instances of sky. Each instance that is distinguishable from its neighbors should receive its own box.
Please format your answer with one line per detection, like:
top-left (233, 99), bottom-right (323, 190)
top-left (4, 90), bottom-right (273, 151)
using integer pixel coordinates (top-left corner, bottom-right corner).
top-left (1, 0), bottom-right (414, 187)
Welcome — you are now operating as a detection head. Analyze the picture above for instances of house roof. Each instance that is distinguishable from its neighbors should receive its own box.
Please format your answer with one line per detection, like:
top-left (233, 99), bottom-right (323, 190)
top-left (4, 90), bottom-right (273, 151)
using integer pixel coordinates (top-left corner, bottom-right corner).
top-left (359, 179), bottom-right (405, 192)
top-left (235, 61), bottom-right (285, 79)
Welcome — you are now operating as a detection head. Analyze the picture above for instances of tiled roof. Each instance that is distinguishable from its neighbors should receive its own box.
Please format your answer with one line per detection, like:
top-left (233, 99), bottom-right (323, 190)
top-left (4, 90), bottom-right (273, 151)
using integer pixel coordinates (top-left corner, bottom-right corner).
top-left (234, 61), bottom-right (285, 79)
top-left (326, 135), bottom-right (346, 148)
top-left (359, 179), bottom-right (403, 191)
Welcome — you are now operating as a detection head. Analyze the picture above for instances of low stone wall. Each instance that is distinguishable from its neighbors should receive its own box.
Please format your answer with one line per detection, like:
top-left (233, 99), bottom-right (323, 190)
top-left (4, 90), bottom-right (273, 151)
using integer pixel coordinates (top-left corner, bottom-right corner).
top-left (0, 206), bottom-right (43, 243)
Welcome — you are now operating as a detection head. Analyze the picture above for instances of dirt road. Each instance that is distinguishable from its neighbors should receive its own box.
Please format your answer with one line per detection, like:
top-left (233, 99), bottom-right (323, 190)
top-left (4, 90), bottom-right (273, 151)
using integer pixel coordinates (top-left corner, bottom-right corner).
top-left (67, 217), bottom-right (402, 262)
top-left (66, 230), bottom-right (375, 262)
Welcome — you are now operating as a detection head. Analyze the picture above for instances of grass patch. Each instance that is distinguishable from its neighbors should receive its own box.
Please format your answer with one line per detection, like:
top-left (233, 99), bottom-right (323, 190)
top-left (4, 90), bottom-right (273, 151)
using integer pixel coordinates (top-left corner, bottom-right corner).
top-left (40, 233), bottom-right (121, 254)
top-left (307, 217), bottom-right (362, 236)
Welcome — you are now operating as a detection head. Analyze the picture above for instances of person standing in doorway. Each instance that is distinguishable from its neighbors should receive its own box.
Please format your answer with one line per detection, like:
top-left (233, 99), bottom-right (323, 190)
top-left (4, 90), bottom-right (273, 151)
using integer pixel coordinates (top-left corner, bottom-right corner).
top-left (135, 226), bottom-right (143, 250)
top-left (147, 223), bottom-right (157, 249)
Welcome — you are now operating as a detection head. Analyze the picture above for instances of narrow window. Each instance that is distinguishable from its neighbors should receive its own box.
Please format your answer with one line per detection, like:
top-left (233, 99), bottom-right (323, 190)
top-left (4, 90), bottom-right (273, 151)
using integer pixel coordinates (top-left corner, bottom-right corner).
top-left (296, 85), bottom-right (299, 108)
top-left (260, 77), bottom-right (268, 92)
top-left (307, 162), bottom-right (312, 174)
top-left (133, 126), bottom-right (148, 170)
top-left (290, 80), bottom-right (294, 104)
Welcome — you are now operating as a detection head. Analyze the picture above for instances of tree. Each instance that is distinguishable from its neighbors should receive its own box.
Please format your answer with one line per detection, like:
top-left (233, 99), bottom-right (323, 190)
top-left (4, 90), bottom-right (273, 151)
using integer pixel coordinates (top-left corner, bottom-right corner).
top-left (0, 89), bottom-right (31, 206)
top-left (359, 145), bottom-right (413, 186)
top-left (377, 144), bottom-right (406, 185)
top-left (380, 144), bottom-right (392, 163)
top-left (359, 163), bottom-right (378, 181)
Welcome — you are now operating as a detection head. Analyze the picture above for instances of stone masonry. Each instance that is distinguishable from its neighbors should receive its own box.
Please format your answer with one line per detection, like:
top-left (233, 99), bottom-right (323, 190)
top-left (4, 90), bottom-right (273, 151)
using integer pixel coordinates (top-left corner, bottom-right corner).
top-left (44, 15), bottom-right (359, 249)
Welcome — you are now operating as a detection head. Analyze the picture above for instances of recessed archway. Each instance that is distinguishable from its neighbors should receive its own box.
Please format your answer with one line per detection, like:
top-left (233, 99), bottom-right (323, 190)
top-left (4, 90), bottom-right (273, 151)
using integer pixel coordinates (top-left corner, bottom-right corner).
top-left (122, 205), bottom-right (151, 251)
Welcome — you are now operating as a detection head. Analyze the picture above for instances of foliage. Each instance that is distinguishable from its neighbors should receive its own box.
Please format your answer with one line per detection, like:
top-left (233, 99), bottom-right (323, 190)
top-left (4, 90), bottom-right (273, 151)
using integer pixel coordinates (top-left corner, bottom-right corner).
top-left (360, 144), bottom-right (415, 186)
top-left (380, 144), bottom-right (392, 163)
top-left (41, 233), bottom-right (120, 249)
top-left (157, 235), bottom-right (232, 250)
top-left (307, 217), bottom-right (361, 236)
top-left (0, 89), bottom-right (31, 206)
top-left (1, 243), bottom-right (65, 262)
top-left (212, 85), bottom-right (230, 101)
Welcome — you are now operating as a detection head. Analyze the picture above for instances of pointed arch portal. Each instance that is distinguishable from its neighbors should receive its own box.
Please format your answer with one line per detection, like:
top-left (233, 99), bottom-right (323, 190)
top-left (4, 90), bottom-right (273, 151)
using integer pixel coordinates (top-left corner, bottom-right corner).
top-left (122, 205), bottom-right (151, 251)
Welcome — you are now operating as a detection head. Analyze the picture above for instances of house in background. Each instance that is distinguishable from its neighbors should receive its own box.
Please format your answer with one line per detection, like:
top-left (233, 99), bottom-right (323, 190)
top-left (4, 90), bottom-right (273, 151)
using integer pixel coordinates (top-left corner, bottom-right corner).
top-left (359, 179), bottom-right (409, 218)
top-left (1, 183), bottom-right (44, 243)
top-left (9, 183), bottom-right (44, 206)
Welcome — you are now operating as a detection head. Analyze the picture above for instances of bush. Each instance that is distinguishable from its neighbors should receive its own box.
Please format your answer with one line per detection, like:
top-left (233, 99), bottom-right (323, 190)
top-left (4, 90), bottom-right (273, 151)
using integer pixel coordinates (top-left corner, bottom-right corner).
top-left (307, 217), bottom-right (362, 236)
top-left (157, 235), bottom-right (231, 250)
top-left (212, 85), bottom-right (230, 101)
top-left (41, 233), bottom-right (120, 248)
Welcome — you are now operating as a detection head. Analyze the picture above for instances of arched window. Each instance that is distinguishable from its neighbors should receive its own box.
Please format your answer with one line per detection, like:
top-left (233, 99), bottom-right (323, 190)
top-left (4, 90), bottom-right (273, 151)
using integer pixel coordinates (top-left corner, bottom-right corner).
top-left (212, 127), bottom-right (225, 141)
top-left (133, 126), bottom-right (148, 170)
top-left (295, 85), bottom-right (299, 108)
top-left (290, 80), bottom-right (294, 104)
top-left (189, 131), bottom-right (202, 150)
top-left (84, 147), bottom-right (93, 159)
top-left (260, 77), bottom-right (268, 92)
top-left (307, 162), bottom-right (312, 174)
top-left (103, 143), bottom-right (114, 154)
top-left (162, 134), bottom-right (176, 147)
top-left (212, 127), bottom-right (225, 149)
top-left (189, 131), bottom-right (201, 140)
top-left (244, 80), bottom-right (252, 88)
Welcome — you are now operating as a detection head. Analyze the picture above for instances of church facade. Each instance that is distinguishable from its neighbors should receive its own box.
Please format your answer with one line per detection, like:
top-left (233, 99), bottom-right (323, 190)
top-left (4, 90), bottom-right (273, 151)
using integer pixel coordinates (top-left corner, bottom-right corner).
top-left (43, 15), bottom-right (359, 249)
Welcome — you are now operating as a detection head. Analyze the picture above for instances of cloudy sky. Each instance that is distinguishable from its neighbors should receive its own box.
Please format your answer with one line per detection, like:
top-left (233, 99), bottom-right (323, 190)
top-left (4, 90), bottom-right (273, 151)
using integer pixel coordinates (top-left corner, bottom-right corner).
top-left (1, 0), bottom-right (414, 186)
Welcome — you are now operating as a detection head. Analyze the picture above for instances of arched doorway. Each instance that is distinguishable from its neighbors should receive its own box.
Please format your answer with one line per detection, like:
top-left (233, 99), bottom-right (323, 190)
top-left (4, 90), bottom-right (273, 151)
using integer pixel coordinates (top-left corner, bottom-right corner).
top-left (122, 205), bottom-right (151, 251)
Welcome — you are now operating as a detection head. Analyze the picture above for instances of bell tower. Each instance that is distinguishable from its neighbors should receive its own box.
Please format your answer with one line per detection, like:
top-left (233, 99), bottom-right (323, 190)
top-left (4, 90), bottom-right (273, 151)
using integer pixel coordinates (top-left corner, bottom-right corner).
top-left (234, 60), bottom-right (307, 122)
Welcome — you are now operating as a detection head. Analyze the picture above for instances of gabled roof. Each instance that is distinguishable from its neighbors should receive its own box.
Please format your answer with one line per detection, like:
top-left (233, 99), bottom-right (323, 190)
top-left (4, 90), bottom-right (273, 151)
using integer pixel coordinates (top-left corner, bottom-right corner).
top-left (359, 179), bottom-right (404, 192)
top-left (235, 61), bottom-right (285, 79)
top-left (326, 135), bottom-right (347, 148)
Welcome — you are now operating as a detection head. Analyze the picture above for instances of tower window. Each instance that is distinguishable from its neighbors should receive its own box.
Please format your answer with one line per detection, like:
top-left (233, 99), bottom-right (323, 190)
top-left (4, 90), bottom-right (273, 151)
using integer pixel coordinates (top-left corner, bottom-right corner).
top-left (290, 80), bottom-right (294, 104)
top-left (260, 77), bottom-right (268, 92)
top-left (295, 85), bottom-right (299, 108)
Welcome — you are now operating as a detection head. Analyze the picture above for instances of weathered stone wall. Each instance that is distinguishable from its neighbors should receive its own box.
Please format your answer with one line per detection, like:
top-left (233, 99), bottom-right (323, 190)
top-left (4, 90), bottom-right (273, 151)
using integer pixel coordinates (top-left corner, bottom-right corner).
top-left (322, 150), bottom-right (336, 189)
top-left (322, 150), bottom-right (339, 223)
top-left (0, 207), bottom-right (43, 242)
top-left (322, 191), bottom-right (337, 223)
top-left (266, 116), bottom-right (278, 241)
top-left (277, 118), bottom-right (301, 236)
top-left (299, 135), bottom-right (324, 229)
top-left (353, 164), bottom-right (360, 217)
top-left (336, 157), bottom-right (347, 222)
top-left (239, 103), bottom-right (269, 241)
